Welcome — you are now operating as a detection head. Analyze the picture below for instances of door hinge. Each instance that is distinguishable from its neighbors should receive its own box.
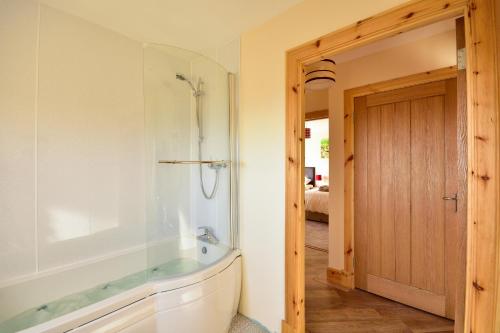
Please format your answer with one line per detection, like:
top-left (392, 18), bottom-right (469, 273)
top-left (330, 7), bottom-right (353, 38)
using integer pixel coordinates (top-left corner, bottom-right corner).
top-left (457, 48), bottom-right (466, 70)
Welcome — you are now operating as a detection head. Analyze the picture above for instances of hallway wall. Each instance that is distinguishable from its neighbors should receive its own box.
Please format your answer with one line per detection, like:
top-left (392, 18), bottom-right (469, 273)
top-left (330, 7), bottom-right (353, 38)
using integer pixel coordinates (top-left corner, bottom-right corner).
top-left (239, 1), bottom-right (412, 331)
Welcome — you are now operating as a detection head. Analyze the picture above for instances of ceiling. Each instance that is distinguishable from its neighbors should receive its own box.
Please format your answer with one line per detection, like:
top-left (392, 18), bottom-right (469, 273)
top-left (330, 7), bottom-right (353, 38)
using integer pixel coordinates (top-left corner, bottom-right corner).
top-left (332, 18), bottom-right (456, 64)
top-left (305, 18), bottom-right (457, 113)
top-left (38, 0), bottom-right (302, 51)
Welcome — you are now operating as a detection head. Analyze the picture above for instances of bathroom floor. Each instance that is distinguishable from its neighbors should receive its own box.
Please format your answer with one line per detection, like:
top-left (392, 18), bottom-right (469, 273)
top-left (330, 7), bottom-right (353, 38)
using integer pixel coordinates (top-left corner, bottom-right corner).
top-left (229, 314), bottom-right (269, 333)
top-left (305, 247), bottom-right (454, 333)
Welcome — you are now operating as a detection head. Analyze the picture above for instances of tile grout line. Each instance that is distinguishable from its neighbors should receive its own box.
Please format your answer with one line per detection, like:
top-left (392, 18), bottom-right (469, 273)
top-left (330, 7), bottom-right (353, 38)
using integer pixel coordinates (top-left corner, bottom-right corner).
top-left (34, 2), bottom-right (41, 273)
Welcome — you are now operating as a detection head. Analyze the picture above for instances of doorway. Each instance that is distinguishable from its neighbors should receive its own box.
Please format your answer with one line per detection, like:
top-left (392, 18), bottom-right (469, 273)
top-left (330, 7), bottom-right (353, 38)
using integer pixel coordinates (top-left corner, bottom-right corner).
top-left (304, 101), bottom-right (330, 253)
top-left (284, 1), bottom-right (499, 333)
top-left (304, 19), bottom-right (463, 331)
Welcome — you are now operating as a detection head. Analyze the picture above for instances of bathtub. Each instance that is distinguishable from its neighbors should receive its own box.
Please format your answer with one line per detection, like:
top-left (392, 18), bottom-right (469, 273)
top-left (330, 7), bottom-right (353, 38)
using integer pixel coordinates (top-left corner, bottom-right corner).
top-left (1, 241), bottom-right (241, 333)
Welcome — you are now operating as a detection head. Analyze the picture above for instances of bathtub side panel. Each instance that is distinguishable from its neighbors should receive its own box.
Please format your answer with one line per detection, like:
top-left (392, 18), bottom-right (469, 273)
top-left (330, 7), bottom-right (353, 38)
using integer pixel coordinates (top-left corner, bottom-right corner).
top-left (154, 256), bottom-right (241, 333)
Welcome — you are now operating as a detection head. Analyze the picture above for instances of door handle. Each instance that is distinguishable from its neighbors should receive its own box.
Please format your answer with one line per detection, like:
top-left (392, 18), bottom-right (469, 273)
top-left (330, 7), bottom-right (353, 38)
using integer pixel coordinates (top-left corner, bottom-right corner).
top-left (442, 193), bottom-right (458, 212)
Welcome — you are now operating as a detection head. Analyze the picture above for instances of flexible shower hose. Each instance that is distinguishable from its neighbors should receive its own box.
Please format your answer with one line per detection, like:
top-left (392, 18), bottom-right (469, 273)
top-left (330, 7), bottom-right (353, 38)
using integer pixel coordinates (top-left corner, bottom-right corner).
top-left (198, 152), bottom-right (220, 200)
top-left (195, 87), bottom-right (219, 200)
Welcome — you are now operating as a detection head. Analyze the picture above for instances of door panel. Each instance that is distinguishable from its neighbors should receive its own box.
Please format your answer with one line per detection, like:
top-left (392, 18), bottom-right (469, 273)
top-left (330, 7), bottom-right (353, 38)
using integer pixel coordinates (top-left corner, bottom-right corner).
top-left (353, 97), bottom-right (368, 290)
top-left (393, 101), bottom-right (411, 286)
top-left (366, 105), bottom-right (381, 278)
top-left (411, 95), bottom-right (446, 295)
top-left (380, 104), bottom-right (396, 281)
top-left (354, 79), bottom-right (457, 319)
top-left (444, 78), bottom-right (458, 318)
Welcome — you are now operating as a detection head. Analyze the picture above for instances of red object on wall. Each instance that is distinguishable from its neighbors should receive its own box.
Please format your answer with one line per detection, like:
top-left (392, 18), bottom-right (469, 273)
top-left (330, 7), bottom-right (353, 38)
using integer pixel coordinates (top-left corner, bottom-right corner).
top-left (315, 174), bottom-right (322, 181)
top-left (305, 128), bottom-right (311, 138)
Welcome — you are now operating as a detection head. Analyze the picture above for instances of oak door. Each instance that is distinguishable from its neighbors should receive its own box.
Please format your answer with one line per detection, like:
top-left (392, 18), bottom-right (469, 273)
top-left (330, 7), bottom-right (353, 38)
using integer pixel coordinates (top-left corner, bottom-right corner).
top-left (354, 79), bottom-right (458, 319)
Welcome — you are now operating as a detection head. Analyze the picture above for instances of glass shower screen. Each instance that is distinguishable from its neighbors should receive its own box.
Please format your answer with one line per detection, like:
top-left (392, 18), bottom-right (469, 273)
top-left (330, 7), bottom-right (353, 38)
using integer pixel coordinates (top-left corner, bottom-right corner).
top-left (143, 44), bottom-right (234, 279)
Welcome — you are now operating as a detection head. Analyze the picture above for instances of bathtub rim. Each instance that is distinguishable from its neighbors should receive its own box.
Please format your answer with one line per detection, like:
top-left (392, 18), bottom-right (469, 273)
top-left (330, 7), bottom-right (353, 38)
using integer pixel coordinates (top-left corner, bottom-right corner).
top-left (17, 248), bottom-right (241, 333)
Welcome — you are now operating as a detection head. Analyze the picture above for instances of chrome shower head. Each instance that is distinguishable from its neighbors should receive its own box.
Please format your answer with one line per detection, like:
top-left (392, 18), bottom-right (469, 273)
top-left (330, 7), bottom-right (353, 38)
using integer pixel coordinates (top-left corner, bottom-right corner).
top-left (176, 73), bottom-right (197, 95)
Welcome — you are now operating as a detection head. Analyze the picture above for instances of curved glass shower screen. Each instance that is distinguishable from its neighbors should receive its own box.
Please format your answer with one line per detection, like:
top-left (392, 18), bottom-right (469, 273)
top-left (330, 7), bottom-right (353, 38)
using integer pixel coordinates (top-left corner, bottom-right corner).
top-left (0, 42), bottom-right (236, 333)
top-left (144, 44), bottom-right (235, 278)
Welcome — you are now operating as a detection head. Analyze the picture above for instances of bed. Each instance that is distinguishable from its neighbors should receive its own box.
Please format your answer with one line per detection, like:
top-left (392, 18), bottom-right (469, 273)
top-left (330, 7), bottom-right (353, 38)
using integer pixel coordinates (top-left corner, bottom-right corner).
top-left (305, 167), bottom-right (329, 223)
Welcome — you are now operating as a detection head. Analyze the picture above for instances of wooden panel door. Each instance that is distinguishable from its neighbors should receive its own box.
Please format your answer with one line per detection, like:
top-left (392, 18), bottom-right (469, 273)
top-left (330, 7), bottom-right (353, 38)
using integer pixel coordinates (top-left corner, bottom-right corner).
top-left (354, 79), bottom-right (458, 319)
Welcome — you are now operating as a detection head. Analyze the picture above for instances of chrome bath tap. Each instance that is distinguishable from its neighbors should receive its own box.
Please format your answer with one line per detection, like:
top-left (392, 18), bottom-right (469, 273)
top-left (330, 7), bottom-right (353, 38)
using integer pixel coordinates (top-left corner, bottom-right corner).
top-left (197, 226), bottom-right (219, 245)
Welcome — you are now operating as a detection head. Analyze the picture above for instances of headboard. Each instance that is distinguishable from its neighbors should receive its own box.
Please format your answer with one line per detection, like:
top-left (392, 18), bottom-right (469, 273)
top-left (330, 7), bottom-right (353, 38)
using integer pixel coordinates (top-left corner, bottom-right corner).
top-left (305, 166), bottom-right (316, 187)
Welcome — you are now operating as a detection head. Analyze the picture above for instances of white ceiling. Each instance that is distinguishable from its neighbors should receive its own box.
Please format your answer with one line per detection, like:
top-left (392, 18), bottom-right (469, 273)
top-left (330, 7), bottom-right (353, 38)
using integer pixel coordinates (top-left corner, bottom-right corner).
top-left (332, 18), bottom-right (456, 64)
top-left (305, 18), bottom-right (457, 112)
top-left (38, 0), bottom-right (302, 51)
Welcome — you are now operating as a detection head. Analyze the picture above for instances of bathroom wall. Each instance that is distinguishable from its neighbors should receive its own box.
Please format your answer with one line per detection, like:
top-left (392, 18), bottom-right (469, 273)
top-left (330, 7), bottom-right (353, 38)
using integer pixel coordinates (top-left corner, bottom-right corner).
top-left (142, 44), bottom-right (234, 263)
top-left (0, 0), bottom-right (146, 285)
top-left (37, 4), bottom-right (146, 270)
top-left (143, 45), bottom-right (194, 267)
top-left (238, 0), bottom-right (413, 331)
top-left (188, 39), bottom-right (239, 248)
top-left (0, 0), bottom-right (39, 284)
top-left (190, 56), bottom-right (232, 246)
top-left (0, 0), bottom-right (239, 295)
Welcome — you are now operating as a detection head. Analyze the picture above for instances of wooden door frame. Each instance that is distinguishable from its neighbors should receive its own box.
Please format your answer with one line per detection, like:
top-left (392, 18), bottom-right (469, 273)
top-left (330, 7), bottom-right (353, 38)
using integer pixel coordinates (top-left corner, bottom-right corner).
top-left (283, 1), bottom-right (499, 333)
top-left (305, 109), bottom-right (329, 121)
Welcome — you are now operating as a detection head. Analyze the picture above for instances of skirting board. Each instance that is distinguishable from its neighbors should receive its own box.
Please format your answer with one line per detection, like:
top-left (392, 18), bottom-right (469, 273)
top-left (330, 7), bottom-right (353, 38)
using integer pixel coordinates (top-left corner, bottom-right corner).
top-left (326, 267), bottom-right (354, 289)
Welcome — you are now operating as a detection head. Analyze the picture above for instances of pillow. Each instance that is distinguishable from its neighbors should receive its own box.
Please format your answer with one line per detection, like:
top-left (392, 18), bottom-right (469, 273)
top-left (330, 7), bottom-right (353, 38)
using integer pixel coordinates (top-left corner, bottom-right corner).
top-left (305, 184), bottom-right (314, 190)
top-left (304, 177), bottom-right (312, 185)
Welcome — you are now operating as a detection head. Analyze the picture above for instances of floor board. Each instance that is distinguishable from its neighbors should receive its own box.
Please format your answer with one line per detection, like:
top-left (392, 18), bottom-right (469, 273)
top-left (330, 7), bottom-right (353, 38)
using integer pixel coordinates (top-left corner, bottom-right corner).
top-left (305, 247), bottom-right (454, 333)
top-left (305, 220), bottom-right (329, 252)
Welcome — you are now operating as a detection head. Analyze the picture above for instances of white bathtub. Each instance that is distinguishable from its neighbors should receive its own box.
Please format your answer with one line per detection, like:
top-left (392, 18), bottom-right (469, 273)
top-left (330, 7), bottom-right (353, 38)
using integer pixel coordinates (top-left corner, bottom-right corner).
top-left (5, 243), bottom-right (241, 333)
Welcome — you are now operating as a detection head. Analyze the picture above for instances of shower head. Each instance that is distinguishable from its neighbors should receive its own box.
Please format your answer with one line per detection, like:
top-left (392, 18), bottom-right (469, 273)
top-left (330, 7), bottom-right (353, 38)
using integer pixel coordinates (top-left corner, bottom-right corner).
top-left (176, 73), bottom-right (187, 81)
top-left (176, 73), bottom-right (198, 95)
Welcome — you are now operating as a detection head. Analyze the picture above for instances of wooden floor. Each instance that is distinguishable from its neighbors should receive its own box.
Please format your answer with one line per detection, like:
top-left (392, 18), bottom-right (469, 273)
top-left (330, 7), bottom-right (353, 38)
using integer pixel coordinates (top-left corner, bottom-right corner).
top-left (305, 220), bottom-right (329, 252)
top-left (305, 247), bottom-right (454, 333)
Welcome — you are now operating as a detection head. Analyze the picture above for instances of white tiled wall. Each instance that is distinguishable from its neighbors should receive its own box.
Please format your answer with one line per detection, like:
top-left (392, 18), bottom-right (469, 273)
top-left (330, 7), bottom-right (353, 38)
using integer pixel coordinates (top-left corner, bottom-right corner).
top-left (0, 0), bottom-right (240, 322)
top-left (0, 0), bottom-right (146, 284)
top-left (0, 0), bottom-right (39, 281)
top-left (143, 43), bottom-right (233, 261)
top-left (36, 5), bottom-right (146, 270)
top-left (190, 56), bottom-right (231, 246)
top-left (143, 45), bottom-right (193, 249)
top-left (0, 0), bottom-right (237, 291)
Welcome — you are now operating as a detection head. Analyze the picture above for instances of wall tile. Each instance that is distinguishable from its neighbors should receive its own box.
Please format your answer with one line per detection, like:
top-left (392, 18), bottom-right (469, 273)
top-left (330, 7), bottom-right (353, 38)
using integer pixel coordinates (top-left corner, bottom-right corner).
top-left (0, 0), bottom-right (39, 282)
top-left (37, 5), bottom-right (146, 270)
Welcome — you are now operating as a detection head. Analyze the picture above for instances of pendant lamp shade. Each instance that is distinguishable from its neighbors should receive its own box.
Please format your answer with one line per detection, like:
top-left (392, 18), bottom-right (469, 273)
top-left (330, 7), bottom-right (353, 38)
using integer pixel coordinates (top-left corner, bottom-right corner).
top-left (304, 59), bottom-right (336, 90)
